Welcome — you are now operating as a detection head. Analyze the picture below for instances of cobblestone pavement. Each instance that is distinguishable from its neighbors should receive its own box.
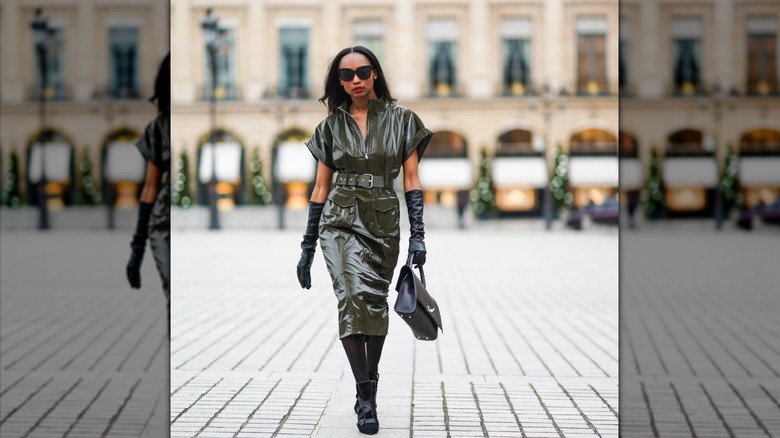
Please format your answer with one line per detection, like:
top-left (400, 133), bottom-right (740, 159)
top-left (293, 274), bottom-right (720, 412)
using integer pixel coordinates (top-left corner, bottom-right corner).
top-left (0, 231), bottom-right (169, 437)
top-left (621, 230), bottom-right (780, 438)
top-left (171, 229), bottom-right (619, 437)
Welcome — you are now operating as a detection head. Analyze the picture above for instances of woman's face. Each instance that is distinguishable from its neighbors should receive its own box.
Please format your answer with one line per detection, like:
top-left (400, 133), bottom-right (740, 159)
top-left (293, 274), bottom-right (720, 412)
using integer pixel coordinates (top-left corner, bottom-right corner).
top-left (338, 52), bottom-right (378, 100)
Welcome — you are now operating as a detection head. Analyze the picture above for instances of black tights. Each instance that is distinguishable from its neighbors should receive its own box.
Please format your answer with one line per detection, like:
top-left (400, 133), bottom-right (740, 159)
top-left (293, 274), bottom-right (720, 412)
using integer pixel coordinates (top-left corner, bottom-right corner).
top-left (341, 334), bottom-right (386, 382)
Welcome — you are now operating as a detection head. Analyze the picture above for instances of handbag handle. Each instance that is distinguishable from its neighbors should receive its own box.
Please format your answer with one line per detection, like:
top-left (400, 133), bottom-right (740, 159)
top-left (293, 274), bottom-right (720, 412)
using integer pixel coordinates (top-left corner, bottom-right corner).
top-left (405, 254), bottom-right (426, 286)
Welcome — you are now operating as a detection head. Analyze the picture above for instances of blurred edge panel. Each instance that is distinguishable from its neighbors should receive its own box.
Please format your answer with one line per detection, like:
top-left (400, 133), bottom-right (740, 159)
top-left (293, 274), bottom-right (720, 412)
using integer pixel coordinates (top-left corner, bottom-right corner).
top-left (0, 1), bottom-right (170, 438)
top-left (1, 1), bottom-right (168, 229)
top-left (620, 1), bottom-right (780, 438)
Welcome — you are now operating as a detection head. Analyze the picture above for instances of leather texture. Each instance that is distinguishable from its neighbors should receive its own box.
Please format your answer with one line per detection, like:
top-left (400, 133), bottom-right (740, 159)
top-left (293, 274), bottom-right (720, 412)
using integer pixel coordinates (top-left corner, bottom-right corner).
top-left (355, 380), bottom-right (379, 434)
top-left (132, 114), bottom-right (171, 297)
top-left (335, 173), bottom-right (394, 189)
top-left (305, 98), bottom-right (433, 338)
top-left (297, 201), bottom-right (325, 289)
top-left (394, 257), bottom-right (443, 341)
top-left (405, 189), bottom-right (426, 266)
top-left (126, 201), bottom-right (154, 289)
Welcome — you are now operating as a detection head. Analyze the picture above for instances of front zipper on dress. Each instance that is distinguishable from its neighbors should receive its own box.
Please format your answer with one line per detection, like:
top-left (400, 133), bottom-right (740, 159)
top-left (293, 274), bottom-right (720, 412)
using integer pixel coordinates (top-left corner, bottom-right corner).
top-left (342, 105), bottom-right (370, 160)
top-left (363, 118), bottom-right (370, 159)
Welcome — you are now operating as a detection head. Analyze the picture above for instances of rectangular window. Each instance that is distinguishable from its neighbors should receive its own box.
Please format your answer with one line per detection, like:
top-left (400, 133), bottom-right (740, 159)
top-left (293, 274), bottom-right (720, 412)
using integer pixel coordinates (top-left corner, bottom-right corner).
top-left (353, 20), bottom-right (384, 63)
top-left (203, 25), bottom-right (237, 101)
top-left (109, 27), bottom-right (139, 99)
top-left (501, 18), bottom-right (532, 96)
top-left (576, 17), bottom-right (608, 96)
top-left (34, 25), bottom-right (67, 100)
top-left (747, 17), bottom-right (778, 96)
top-left (428, 19), bottom-right (458, 97)
top-left (671, 17), bottom-right (702, 96)
top-left (280, 27), bottom-right (309, 99)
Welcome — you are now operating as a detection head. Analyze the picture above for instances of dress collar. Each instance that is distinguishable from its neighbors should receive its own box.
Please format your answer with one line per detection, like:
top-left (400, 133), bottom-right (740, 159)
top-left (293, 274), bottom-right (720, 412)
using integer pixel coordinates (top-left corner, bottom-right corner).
top-left (338, 98), bottom-right (390, 115)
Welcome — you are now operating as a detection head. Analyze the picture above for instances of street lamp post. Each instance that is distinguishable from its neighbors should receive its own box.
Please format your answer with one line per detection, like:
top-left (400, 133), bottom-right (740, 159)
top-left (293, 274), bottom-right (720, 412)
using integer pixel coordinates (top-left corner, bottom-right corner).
top-left (93, 90), bottom-right (128, 230)
top-left (202, 8), bottom-right (223, 230)
top-left (31, 8), bottom-right (52, 230)
top-left (261, 86), bottom-right (300, 230)
top-left (699, 83), bottom-right (737, 230)
top-left (529, 82), bottom-right (567, 230)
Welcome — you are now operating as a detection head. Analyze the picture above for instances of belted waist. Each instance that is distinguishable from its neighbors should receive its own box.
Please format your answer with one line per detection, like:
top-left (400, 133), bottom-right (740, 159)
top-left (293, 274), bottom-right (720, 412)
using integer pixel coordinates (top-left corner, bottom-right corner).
top-left (334, 173), bottom-right (393, 189)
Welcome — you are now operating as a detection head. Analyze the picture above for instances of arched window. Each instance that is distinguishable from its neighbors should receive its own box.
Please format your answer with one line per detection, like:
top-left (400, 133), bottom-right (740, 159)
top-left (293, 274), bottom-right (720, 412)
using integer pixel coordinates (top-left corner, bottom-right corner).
top-left (619, 131), bottom-right (638, 157)
top-left (101, 127), bottom-right (144, 209)
top-left (570, 129), bottom-right (617, 155)
top-left (426, 130), bottom-right (468, 158)
top-left (272, 128), bottom-right (314, 209)
top-left (25, 128), bottom-right (76, 208)
top-left (196, 128), bottom-right (246, 208)
top-left (496, 129), bottom-right (537, 156)
top-left (667, 129), bottom-right (707, 156)
top-left (739, 129), bottom-right (780, 156)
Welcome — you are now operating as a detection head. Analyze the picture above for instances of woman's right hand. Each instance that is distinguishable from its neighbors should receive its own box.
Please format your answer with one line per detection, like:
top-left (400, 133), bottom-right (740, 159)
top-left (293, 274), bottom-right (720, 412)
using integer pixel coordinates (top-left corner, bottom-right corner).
top-left (296, 249), bottom-right (315, 289)
top-left (126, 249), bottom-right (143, 289)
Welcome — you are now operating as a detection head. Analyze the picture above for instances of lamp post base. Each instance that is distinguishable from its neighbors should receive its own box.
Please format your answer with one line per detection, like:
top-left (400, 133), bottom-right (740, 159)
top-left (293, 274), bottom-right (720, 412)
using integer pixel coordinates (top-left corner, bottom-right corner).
top-left (38, 182), bottom-right (50, 230)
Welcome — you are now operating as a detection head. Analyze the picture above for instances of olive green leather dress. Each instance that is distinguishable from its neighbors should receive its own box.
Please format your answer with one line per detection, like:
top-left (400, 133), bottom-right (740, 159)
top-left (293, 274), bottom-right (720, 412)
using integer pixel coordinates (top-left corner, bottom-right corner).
top-left (305, 99), bottom-right (432, 338)
top-left (135, 114), bottom-right (171, 298)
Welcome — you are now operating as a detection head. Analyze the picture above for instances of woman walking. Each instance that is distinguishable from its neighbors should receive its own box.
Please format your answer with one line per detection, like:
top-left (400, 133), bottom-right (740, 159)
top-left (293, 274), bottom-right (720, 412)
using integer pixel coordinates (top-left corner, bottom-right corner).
top-left (296, 46), bottom-right (431, 434)
top-left (126, 53), bottom-right (171, 314)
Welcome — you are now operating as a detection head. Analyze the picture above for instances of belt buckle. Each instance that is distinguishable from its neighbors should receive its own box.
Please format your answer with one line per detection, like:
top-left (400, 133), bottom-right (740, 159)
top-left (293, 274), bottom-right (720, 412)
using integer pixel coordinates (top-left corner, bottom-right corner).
top-left (359, 174), bottom-right (373, 188)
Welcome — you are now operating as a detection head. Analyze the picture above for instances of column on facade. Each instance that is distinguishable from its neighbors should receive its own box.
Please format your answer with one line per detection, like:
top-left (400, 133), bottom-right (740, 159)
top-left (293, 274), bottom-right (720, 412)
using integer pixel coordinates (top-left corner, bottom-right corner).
top-left (75, 0), bottom-right (95, 102)
top-left (543, 0), bottom-right (564, 152)
top-left (0, 0), bottom-right (23, 103)
top-left (467, 0), bottom-right (491, 98)
top-left (543, 0), bottom-right (564, 91)
top-left (152, 0), bottom-right (168, 67)
top-left (171, 0), bottom-right (195, 103)
top-left (638, 0), bottom-right (662, 98)
top-left (714, 0), bottom-right (734, 90)
top-left (245, 0), bottom-right (266, 101)
top-left (394, 0), bottom-right (418, 100)
top-left (321, 0), bottom-right (341, 58)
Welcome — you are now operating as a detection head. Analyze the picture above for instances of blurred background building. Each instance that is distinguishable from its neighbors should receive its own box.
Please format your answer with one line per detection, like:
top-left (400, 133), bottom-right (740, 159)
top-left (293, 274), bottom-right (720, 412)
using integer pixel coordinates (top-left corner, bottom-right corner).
top-left (169, 0), bottom-right (619, 222)
top-left (0, 0), bottom-right (168, 218)
top-left (620, 0), bottom-right (780, 228)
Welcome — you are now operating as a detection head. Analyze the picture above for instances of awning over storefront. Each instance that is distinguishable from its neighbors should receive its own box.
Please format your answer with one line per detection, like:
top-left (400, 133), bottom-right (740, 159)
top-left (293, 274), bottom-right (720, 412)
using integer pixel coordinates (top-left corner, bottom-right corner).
top-left (492, 156), bottom-right (548, 188)
top-left (739, 157), bottom-right (780, 187)
top-left (198, 141), bottom-right (243, 183)
top-left (274, 141), bottom-right (316, 183)
top-left (568, 157), bottom-right (618, 187)
top-left (104, 141), bottom-right (145, 182)
top-left (28, 142), bottom-right (72, 183)
top-left (663, 157), bottom-right (718, 187)
top-left (418, 158), bottom-right (472, 190)
top-left (619, 158), bottom-right (643, 190)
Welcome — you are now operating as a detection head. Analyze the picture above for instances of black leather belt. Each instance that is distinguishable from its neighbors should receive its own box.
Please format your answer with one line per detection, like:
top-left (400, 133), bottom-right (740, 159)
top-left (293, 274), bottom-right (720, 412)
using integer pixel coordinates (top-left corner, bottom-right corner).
top-left (334, 173), bottom-right (393, 189)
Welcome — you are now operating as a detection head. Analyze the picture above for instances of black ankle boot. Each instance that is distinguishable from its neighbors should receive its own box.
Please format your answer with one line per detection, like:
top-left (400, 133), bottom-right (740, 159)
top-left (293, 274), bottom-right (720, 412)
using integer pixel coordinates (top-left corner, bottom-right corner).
top-left (355, 380), bottom-right (379, 434)
top-left (355, 372), bottom-right (379, 413)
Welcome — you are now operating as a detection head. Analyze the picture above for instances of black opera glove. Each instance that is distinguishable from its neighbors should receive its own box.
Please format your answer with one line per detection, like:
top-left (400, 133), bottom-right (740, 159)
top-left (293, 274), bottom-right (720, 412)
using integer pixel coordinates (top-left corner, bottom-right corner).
top-left (297, 201), bottom-right (325, 289)
top-left (126, 201), bottom-right (154, 289)
top-left (405, 189), bottom-right (427, 267)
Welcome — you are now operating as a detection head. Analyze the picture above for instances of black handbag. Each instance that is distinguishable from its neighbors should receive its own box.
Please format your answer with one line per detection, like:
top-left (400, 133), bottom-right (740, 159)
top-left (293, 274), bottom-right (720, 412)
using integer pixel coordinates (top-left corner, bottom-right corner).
top-left (394, 256), bottom-right (443, 340)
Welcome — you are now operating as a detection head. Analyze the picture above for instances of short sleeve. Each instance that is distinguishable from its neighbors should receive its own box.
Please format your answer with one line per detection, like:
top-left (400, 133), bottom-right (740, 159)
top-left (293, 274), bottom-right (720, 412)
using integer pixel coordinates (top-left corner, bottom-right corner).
top-left (401, 109), bottom-right (433, 163)
top-left (135, 118), bottom-right (159, 164)
top-left (304, 119), bottom-right (336, 170)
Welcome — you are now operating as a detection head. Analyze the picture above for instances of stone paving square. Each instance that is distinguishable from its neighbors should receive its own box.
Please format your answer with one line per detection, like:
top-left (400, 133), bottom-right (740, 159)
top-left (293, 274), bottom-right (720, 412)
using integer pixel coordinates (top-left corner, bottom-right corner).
top-left (1, 231), bottom-right (169, 437)
top-left (171, 229), bottom-right (618, 437)
top-left (620, 230), bottom-right (780, 438)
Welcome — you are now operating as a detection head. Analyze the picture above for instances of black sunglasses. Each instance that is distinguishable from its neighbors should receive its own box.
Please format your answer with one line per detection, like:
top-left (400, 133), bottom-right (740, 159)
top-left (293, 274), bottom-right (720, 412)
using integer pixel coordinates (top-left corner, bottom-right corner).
top-left (338, 65), bottom-right (373, 82)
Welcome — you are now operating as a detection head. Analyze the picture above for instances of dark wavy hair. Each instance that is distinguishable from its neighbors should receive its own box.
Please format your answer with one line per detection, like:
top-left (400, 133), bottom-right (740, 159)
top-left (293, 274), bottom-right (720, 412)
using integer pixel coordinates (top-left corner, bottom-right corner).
top-left (319, 46), bottom-right (395, 115)
top-left (150, 53), bottom-right (170, 116)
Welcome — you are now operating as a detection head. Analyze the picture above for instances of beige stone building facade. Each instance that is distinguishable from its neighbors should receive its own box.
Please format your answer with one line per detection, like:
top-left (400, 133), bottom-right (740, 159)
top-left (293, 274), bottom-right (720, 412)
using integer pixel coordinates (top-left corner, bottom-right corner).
top-left (0, 0), bottom-right (168, 209)
top-left (620, 0), bottom-right (780, 218)
top-left (171, 0), bottom-right (620, 213)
